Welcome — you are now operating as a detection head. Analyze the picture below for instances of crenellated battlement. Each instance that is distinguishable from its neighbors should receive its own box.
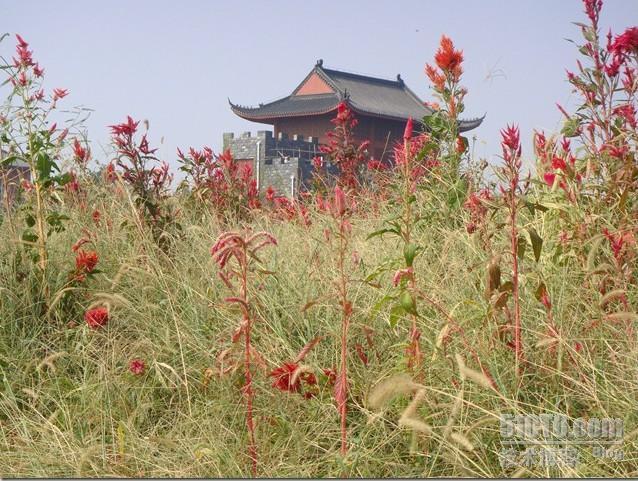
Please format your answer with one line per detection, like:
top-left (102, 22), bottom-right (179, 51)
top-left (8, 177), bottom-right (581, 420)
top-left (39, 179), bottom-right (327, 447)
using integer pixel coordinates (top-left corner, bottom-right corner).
top-left (222, 130), bottom-right (322, 198)
top-left (223, 130), bottom-right (319, 151)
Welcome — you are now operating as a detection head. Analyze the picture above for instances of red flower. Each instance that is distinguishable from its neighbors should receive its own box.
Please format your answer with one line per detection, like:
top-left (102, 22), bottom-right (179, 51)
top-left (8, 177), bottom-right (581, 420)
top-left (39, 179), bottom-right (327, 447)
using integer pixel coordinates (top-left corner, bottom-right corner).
top-left (403, 117), bottom-right (413, 141)
top-left (129, 358), bottom-right (146, 375)
top-left (264, 185), bottom-right (275, 202)
top-left (17, 71), bottom-right (27, 87)
top-left (33, 63), bottom-right (44, 78)
top-left (109, 116), bottom-right (139, 137)
top-left (602, 228), bottom-right (636, 263)
top-left (584, 0), bottom-right (602, 27)
top-left (333, 186), bottom-right (346, 217)
top-left (322, 368), bottom-right (337, 385)
top-left (500, 124), bottom-right (521, 154)
top-left (301, 372), bottom-right (317, 386)
top-left (434, 35), bottom-right (464, 75)
top-left (92, 210), bottom-right (101, 226)
top-left (76, 250), bottom-right (98, 273)
top-left (13, 34), bottom-right (34, 68)
top-left (72, 138), bottom-right (90, 165)
top-left (425, 64), bottom-right (445, 90)
top-left (355, 343), bottom-right (369, 367)
top-left (392, 267), bottom-right (414, 287)
top-left (85, 307), bottom-right (109, 329)
top-left (15, 34), bottom-right (28, 48)
top-left (456, 136), bottom-right (466, 154)
top-left (52, 88), bottom-right (69, 101)
top-left (551, 156), bottom-right (567, 171)
top-left (544, 172), bottom-right (557, 186)
top-left (367, 159), bottom-right (387, 171)
top-left (269, 362), bottom-right (317, 396)
top-left (610, 27), bottom-right (638, 57)
top-left (270, 362), bottom-right (301, 392)
top-left (613, 104), bottom-right (637, 129)
top-left (105, 162), bottom-right (118, 182)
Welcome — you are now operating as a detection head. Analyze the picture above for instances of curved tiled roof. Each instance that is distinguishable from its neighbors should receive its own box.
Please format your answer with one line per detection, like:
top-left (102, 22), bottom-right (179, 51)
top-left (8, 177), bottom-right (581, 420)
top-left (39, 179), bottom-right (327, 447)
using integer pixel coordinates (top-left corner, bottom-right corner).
top-left (229, 93), bottom-right (341, 119)
top-left (230, 63), bottom-right (484, 132)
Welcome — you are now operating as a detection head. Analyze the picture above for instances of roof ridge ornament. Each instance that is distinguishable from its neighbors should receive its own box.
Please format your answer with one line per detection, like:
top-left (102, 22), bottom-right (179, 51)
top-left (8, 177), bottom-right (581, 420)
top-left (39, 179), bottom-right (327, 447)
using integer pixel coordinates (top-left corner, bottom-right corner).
top-left (396, 74), bottom-right (404, 85)
top-left (316, 59), bottom-right (323, 67)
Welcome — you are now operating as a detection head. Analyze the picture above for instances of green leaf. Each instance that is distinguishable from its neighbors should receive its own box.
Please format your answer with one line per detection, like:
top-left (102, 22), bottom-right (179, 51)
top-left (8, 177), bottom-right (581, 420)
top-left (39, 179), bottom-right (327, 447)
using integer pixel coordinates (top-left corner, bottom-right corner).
top-left (493, 291), bottom-right (510, 309)
top-left (399, 290), bottom-right (417, 315)
top-left (527, 227), bottom-right (543, 262)
top-left (523, 200), bottom-right (549, 214)
top-left (56, 173), bottom-right (73, 186)
top-left (582, 26), bottom-right (597, 42)
top-left (499, 281), bottom-right (514, 293)
top-left (446, 178), bottom-right (468, 210)
top-left (389, 305), bottom-right (406, 328)
top-left (517, 235), bottom-right (527, 260)
top-left (0, 155), bottom-right (19, 167)
top-left (35, 151), bottom-right (52, 180)
top-left (21, 231), bottom-right (38, 243)
top-left (403, 243), bottom-right (418, 267)
top-left (535, 282), bottom-right (548, 302)
top-left (25, 214), bottom-right (36, 227)
top-left (561, 118), bottom-right (580, 138)
top-left (366, 228), bottom-right (398, 240)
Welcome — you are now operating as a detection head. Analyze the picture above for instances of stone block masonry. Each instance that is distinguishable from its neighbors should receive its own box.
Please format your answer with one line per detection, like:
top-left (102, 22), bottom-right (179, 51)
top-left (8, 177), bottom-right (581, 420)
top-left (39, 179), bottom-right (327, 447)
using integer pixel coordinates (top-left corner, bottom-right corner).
top-left (222, 130), bottom-right (321, 198)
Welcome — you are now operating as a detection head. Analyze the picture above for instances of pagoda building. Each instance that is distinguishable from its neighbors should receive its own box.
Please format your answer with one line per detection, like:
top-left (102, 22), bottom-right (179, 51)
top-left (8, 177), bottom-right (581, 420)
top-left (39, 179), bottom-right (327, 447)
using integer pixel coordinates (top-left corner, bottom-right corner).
top-left (224, 60), bottom-right (484, 197)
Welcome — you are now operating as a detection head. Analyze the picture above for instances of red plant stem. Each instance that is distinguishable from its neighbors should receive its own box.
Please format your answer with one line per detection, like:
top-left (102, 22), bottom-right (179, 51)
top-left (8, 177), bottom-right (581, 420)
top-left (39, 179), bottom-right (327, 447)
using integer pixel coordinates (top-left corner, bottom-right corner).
top-left (403, 136), bottom-right (421, 372)
top-left (509, 187), bottom-right (522, 378)
top-left (240, 243), bottom-right (257, 477)
top-left (337, 217), bottom-right (350, 456)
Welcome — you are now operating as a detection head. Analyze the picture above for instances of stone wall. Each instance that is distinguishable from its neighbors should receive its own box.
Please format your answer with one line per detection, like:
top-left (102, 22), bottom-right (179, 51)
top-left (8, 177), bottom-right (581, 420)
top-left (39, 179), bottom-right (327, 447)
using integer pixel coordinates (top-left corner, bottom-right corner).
top-left (261, 157), bottom-right (300, 198)
top-left (222, 130), bottom-right (322, 198)
top-left (0, 165), bottom-right (30, 207)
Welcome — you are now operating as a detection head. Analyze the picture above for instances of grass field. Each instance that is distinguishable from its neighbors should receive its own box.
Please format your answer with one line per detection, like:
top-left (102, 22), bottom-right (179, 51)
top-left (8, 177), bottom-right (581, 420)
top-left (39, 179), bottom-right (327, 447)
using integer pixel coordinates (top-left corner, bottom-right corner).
top-left (1, 178), bottom-right (637, 477)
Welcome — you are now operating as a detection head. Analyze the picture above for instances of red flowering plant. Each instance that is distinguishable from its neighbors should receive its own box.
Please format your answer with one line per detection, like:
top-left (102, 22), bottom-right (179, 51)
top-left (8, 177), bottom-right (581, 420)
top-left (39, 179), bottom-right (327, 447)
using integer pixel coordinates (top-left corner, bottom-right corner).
top-left (177, 146), bottom-right (260, 222)
top-left (129, 358), bottom-right (146, 376)
top-left (423, 35), bottom-right (471, 181)
top-left (534, 0), bottom-right (637, 325)
top-left (554, 0), bottom-right (637, 241)
top-left (493, 125), bottom-right (531, 378)
top-left (263, 186), bottom-right (311, 226)
top-left (84, 306), bottom-right (109, 329)
top-left (319, 102), bottom-right (369, 191)
top-left (367, 119), bottom-right (425, 371)
top-left (463, 188), bottom-right (493, 236)
top-left (308, 154), bottom-right (331, 196)
top-left (363, 156), bottom-right (391, 191)
top-left (269, 336), bottom-right (324, 400)
top-left (303, 186), bottom-right (358, 455)
top-left (0, 33), bottom-right (85, 284)
top-left (109, 116), bottom-right (174, 244)
top-left (211, 229), bottom-right (277, 477)
top-left (325, 186), bottom-right (357, 455)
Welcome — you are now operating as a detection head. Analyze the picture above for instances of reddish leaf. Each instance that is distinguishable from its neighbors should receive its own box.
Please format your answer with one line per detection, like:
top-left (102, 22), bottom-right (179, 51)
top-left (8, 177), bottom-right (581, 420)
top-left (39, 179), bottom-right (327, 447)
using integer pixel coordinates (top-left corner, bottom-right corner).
top-left (354, 343), bottom-right (369, 367)
top-left (294, 336), bottom-right (324, 363)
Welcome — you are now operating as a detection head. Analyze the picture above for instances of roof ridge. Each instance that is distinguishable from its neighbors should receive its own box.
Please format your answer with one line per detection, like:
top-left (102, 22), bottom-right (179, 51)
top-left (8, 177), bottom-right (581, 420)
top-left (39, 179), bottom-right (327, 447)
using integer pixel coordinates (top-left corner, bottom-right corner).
top-left (320, 66), bottom-right (404, 87)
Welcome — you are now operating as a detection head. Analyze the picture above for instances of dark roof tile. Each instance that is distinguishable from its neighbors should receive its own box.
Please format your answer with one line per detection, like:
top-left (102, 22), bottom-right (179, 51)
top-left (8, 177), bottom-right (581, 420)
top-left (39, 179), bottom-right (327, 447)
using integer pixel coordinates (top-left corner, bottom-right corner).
top-left (230, 64), bottom-right (484, 132)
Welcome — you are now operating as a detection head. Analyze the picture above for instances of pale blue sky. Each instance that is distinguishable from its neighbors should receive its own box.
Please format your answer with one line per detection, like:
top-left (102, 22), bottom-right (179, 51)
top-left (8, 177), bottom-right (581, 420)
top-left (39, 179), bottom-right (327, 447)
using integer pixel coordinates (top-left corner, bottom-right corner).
top-left (3, 1), bottom-right (637, 176)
